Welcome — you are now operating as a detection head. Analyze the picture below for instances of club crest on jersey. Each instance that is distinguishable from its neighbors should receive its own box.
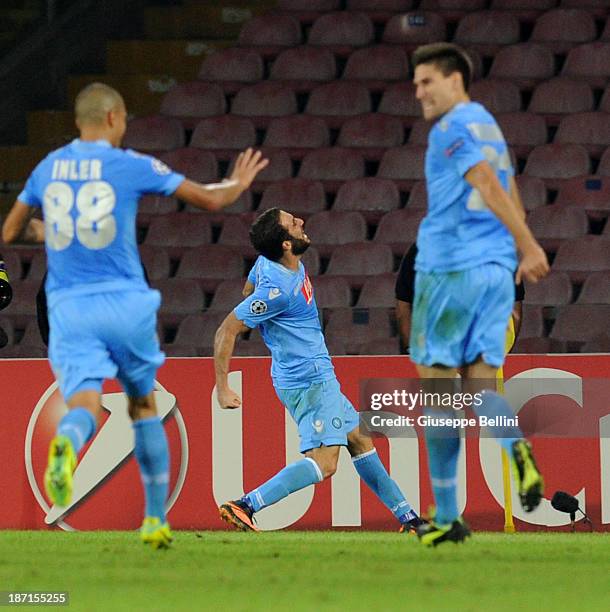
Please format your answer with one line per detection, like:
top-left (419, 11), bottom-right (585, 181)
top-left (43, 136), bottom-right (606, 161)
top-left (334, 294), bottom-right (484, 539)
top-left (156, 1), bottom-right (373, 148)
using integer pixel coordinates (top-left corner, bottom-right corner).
top-left (250, 300), bottom-right (268, 315)
top-left (301, 275), bottom-right (313, 305)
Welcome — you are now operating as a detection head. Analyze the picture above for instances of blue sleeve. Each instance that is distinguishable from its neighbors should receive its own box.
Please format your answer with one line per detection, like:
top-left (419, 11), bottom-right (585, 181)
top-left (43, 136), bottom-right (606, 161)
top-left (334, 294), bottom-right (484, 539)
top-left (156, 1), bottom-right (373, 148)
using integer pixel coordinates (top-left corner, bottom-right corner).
top-left (247, 257), bottom-right (261, 284)
top-left (234, 283), bottom-right (289, 329)
top-left (126, 150), bottom-right (185, 196)
top-left (17, 172), bottom-right (42, 207)
top-left (434, 120), bottom-right (486, 178)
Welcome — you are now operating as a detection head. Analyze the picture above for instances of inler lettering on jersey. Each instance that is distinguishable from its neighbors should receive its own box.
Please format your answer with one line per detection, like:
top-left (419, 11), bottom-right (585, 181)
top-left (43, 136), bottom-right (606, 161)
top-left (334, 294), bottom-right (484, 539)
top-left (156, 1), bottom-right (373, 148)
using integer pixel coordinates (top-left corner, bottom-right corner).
top-left (51, 159), bottom-right (102, 181)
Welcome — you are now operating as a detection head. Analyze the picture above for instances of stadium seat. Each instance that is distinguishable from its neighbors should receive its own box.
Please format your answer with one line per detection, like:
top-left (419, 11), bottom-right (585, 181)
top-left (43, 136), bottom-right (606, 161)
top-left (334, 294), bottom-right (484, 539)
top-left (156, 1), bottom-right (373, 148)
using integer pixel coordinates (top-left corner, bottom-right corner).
top-left (382, 12), bottom-right (447, 49)
top-left (524, 272), bottom-right (573, 306)
top-left (562, 43), bottom-right (610, 88)
top-left (0, 345), bottom-right (47, 358)
top-left (159, 148), bottom-right (218, 184)
top-left (408, 119), bottom-right (431, 146)
top-left (598, 149), bottom-right (610, 178)
top-left (377, 146), bottom-right (426, 190)
top-left (523, 144), bottom-right (591, 189)
top-left (356, 273), bottom-right (398, 308)
top-left (217, 216), bottom-right (256, 258)
top-left (308, 12), bottom-right (374, 56)
top-left (138, 246), bottom-right (171, 282)
top-left (406, 181), bottom-right (428, 210)
top-left (20, 321), bottom-right (47, 349)
top-left (378, 83), bottom-right (421, 127)
top-left (304, 211), bottom-right (367, 257)
top-left (577, 271), bottom-right (610, 305)
top-left (519, 304), bottom-right (545, 338)
top-left (270, 46), bottom-right (337, 91)
top-left (144, 213), bottom-right (212, 257)
top-left (528, 205), bottom-right (589, 252)
top-left (358, 337), bottom-right (401, 356)
top-left (529, 78), bottom-right (594, 126)
top-left (198, 48), bottom-right (264, 94)
top-left (176, 245), bottom-right (245, 293)
top-left (259, 178), bottom-right (327, 218)
top-left (249, 148), bottom-right (294, 191)
top-left (602, 16), bottom-right (610, 42)
top-left (418, 0), bottom-right (489, 21)
top-left (0, 251), bottom-right (21, 281)
top-left (25, 251), bottom-right (46, 281)
top-left (490, 0), bottom-right (557, 23)
top-left (514, 175), bottom-right (547, 211)
top-left (599, 85), bottom-right (610, 113)
top-left (153, 279), bottom-right (205, 326)
top-left (208, 278), bottom-right (248, 311)
top-left (512, 337), bottom-right (552, 354)
top-left (454, 11), bottom-right (520, 56)
top-left (496, 112), bottom-right (548, 158)
top-left (122, 116), bottom-right (185, 153)
top-left (231, 82), bottom-right (298, 128)
top-left (237, 14), bottom-right (302, 57)
top-left (137, 195), bottom-right (179, 229)
top-left (0, 316), bottom-right (15, 347)
top-left (302, 246), bottom-right (321, 276)
top-left (581, 334), bottom-right (610, 353)
top-left (531, 9), bottom-right (596, 55)
top-left (299, 147), bottom-right (366, 192)
top-left (160, 82), bottom-right (226, 129)
top-left (343, 46), bottom-right (410, 91)
top-left (305, 82), bottom-right (372, 129)
top-left (264, 115), bottom-right (330, 157)
top-left (163, 345), bottom-right (199, 357)
top-left (550, 304), bottom-right (610, 350)
top-left (337, 114), bottom-right (405, 160)
top-left (275, 0), bottom-right (341, 24)
top-left (325, 242), bottom-right (394, 288)
top-left (489, 44), bottom-right (555, 89)
top-left (555, 176), bottom-right (610, 217)
top-left (234, 334), bottom-right (270, 357)
top-left (309, 275), bottom-right (351, 308)
top-left (333, 178), bottom-right (400, 224)
top-left (552, 236), bottom-right (610, 283)
top-left (346, 1), bottom-right (416, 24)
top-left (185, 191), bottom-right (253, 218)
top-left (559, 0), bottom-right (608, 18)
top-left (325, 307), bottom-right (393, 354)
top-left (172, 311), bottom-right (228, 355)
top-left (190, 116), bottom-right (256, 159)
top-left (373, 209), bottom-right (424, 255)
top-left (555, 113), bottom-right (610, 157)
top-left (470, 79), bottom-right (522, 114)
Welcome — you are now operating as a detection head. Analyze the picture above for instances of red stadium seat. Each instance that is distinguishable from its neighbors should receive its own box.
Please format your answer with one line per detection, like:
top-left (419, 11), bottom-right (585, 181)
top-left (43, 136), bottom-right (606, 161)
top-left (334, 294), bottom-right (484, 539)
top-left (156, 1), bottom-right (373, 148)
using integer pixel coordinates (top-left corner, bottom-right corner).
top-left (470, 79), bottom-right (522, 114)
top-left (408, 119), bottom-right (431, 145)
top-left (154, 279), bottom-right (205, 326)
top-left (190, 116), bottom-right (256, 158)
top-left (514, 175), bottom-right (548, 211)
top-left (356, 273), bottom-right (398, 308)
top-left (264, 115), bottom-right (330, 157)
top-left (512, 337), bottom-right (552, 354)
top-left (276, 0), bottom-right (341, 19)
top-left (531, 9), bottom-right (596, 54)
top-left (160, 82), bottom-right (226, 129)
top-left (343, 46), bottom-right (410, 90)
top-left (208, 278), bottom-right (248, 311)
top-left (259, 178), bottom-right (327, 218)
top-left (217, 216), bottom-right (256, 258)
top-left (249, 148), bottom-right (294, 191)
top-left (555, 113), bottom-right (610, 157)
top-left (305, 82), bottom-right (372, 129)
top-left (0, 316), bottom-right (15, 347)
top-left (325, 243), bottom-right (394, 288)
top-left (337, 114), bottom-right (405, 160)
top-left (524, 144), bottom-right (590, 189)
top-left (234, 333), bottom-right (270, 357)
top-left (0, 250), bottom-right (21, 281)
top-left (19, 321), bottom-right (45, 348)
top-left (138, 246), bottom-right (171, 281)
top-left (346, 1), bottom-right (416, 23)
top-left (377, 146), bottom-right (426, 190)
top-left (302, 246), bottom-right (321, 276)
top-left (231, 82), bottom-right (298, 128)
top-left (25, 251), bottom-right (46, 281)
top-left (299, 147), bottom-right (365, 192)
top-left (382, 12), bottom-right (447, 49)
top-left (238, 14), bottom-right (302, 57)
top-left (577, 271), bottom-right (610, 305)
top-left (552, 236), bottom-right (610, 283)
top-left (560, 0), bottom-right (608, 18)
top-left (137, 196), bottom-right (179, 229)
top-left (122, 115), bottom-right (185, 153)
top-left (0, 345), bottom-right (47, 358)
top-left (602, 16), bottom-right (610, 42)
top-left (418, 0), bottom-right (488, 21)
top-left (358, 337), bottom-right (401, 355)
top-left (562, 43), bottom-right (610, 88)
top-left (304, 211), bottom-right (367, 257)
top-left (406, 181), bottom-right (428, 210)
top-left (172, 312), bottom-right (228, 354)
top-left (524, 272), bottom-right (573, 306)
top-left (378, 83), bottom-right (421, 126)
top-left (550, 304), bottom-right (610, 350)
top-left (454, 11), bottom-right (520, 56)
top-left (159, 148), bottom-right (218, 184)
top-left (373, 209), bottom-right (424, 255)
top-left (308, 12), bottom-right (374, 55)
top-left (490, 44), bottom-right (555, 89)
top-left (528, 206), bottom-right (589, 253)
top-left (519, 304), bottom-right (545, 338)
top-left (185, 191), bottom-right (252, 217)
top-left (175, 245), bottom-right (245, 292)
top-left (144, 213), bottom-right (212, 257)
top-left (333, 178), bottom-right (400, 224)
top-left (490, 0), bottom-right (556, 23)
top-left (529, 78), bottom-right (594, 126)
top-left (555, 176), bottom-right (610, 217)
top-left (270, 46), bottom-right (337, 91)
top-left (496, 112), bottom-right (548, 158)
top-left (310, 275), bottom-right (352, 308)
top-left (325, 307), bottom-right (393, 354)
top-left (198, 49), bottom-right (264, 94)
top-left (581, 334), bottom-right (610, 353)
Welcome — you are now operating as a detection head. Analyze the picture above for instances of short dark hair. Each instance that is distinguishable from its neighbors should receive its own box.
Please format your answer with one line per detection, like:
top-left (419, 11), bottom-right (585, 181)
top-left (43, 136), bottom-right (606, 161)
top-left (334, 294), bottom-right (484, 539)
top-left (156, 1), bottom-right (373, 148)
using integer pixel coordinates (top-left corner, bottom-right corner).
top-left (249, 208), bottom-right (290, 262)
top-left (412, 43), bottom-right (473, 92)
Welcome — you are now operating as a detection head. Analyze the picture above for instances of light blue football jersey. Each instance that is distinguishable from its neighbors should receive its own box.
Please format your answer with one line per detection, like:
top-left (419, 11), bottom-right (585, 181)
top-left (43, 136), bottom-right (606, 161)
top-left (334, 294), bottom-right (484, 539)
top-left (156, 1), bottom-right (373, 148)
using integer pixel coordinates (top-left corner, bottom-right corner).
top-left (416, 102), bottom-right (517, 273)
top-left (234, 255), bottom-right (335, 389)
top-left (17, 139), bottom-right (184, 306)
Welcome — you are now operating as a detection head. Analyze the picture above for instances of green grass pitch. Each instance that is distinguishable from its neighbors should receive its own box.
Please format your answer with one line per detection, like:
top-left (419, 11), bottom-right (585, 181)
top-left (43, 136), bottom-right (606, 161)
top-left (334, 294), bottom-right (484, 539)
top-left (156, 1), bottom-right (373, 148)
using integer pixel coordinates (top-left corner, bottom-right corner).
top-left (1, 531), bottom-right (608, 611)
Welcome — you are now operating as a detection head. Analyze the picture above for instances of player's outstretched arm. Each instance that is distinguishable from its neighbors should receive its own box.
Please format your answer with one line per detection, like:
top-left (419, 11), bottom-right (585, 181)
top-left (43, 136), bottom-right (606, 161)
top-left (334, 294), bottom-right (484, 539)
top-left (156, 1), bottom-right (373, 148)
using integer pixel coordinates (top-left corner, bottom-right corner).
top-left (465, 161), bottom-right (549, 284)
top-left (214, 312), bottom-right (250, 409)
top-left (174, 148), bottom-right (268, 212)
top-left (2, 201), bottom-right (45, 244)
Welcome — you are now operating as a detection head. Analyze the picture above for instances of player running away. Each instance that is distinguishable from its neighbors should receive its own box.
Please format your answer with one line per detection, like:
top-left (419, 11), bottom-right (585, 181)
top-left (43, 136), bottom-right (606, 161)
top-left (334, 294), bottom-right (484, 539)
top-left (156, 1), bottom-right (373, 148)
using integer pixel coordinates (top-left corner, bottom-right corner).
top-left (214, 208), bottom-right (424, 534)
top-left (410, 43), bottom-right (548, 546)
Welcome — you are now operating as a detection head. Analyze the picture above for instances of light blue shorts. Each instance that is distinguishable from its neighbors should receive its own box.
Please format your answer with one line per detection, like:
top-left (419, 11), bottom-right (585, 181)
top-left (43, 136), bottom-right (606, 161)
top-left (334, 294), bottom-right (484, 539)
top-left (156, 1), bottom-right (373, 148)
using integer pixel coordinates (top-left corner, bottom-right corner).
top-left (276, 378), bottom-right (361, 453)
top-left (48, 289), bottom-right (165, 401)
top-left (409, 263), bottom-right (514, 368)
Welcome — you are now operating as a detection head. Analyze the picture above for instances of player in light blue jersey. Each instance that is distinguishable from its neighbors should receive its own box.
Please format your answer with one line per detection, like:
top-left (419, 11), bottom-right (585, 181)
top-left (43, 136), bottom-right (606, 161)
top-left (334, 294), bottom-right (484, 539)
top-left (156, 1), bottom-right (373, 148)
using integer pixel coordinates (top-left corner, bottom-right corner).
top-left (409, 44), bottom-right (549, 546)
top-left (2, 83), bottom-right (267, 548)
top-left (214, 208), bottom-right (424, 533)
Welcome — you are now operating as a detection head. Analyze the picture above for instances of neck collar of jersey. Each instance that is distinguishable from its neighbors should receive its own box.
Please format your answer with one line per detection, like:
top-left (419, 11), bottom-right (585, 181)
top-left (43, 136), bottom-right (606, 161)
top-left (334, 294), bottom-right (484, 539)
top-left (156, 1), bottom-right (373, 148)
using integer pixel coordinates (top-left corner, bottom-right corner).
top-left (72, 138), bottom-right (113, 148)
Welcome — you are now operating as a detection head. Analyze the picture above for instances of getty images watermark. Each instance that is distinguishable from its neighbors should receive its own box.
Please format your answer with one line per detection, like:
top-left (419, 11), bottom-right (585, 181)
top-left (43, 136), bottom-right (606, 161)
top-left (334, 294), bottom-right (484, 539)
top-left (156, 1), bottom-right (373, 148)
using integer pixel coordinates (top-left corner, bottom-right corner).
top-left (359, 378), bottom-right (610, 438)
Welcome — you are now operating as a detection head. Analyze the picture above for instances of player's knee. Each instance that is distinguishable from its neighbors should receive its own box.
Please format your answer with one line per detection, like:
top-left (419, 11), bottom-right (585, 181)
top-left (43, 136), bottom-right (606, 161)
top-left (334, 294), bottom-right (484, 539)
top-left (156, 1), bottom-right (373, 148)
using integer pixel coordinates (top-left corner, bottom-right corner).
top-left (320, 460), bottom-right (337, 479)
top-left (347, 428), bottom-right (374, 457)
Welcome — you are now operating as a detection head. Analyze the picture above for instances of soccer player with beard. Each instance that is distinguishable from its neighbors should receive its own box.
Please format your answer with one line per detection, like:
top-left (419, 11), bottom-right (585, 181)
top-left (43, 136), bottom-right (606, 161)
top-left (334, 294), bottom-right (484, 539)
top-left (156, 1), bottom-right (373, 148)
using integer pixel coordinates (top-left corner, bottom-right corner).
top-left (214, 208), bottom-right (424, 533)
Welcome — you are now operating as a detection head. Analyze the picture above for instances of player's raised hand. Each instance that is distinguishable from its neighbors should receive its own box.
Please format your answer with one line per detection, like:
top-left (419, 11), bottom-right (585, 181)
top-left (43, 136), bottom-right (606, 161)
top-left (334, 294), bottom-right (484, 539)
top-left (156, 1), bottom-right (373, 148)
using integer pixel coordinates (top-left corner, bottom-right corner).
top-left (516, 243), bottom-right (549, 284)
top-left (217, 387), bottom-right (242, 410)
top-left (230, 148), bottom-right (269, 190)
